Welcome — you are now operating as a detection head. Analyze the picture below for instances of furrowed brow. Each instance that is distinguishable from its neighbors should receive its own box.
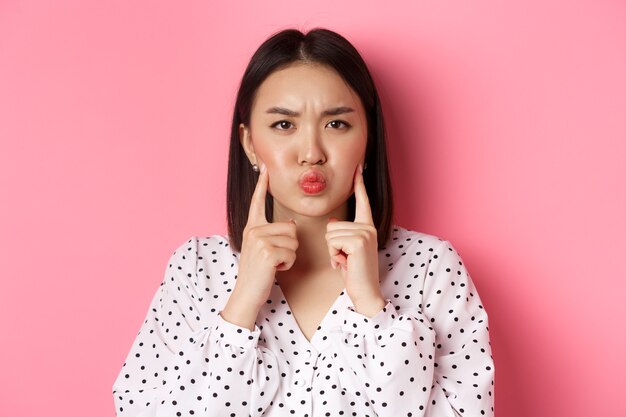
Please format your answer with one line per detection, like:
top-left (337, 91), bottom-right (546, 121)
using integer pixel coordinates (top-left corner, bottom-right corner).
top-left (266, 107), bottom-right (299, 116)
top-left (322, 106), bottom-right (355, 116)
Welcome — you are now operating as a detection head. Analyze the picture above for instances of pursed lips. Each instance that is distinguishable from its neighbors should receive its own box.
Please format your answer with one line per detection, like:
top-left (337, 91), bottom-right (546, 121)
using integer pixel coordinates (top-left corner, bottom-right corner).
top-left (298, 170), bottom-right (327, 194)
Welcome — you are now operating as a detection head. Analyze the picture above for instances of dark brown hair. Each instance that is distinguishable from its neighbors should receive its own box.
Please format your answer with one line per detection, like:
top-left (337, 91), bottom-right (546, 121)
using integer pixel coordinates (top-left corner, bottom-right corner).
top-left (227, 28), bottom-right (394, 252)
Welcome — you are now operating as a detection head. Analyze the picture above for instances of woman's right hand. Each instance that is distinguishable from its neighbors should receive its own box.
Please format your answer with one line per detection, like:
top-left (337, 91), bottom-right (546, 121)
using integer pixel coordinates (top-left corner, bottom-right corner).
top-left (220, 164), bottom-right (299, 329)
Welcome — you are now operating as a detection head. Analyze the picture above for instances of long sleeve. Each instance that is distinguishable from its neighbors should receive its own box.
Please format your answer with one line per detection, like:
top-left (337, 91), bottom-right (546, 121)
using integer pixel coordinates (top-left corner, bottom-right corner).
top-left (329, 299), bottom-right (437, 416)
top-left (422, 240), bottom-right (494, 416)
top-left (112, 237), bottom-right (281, 417)
top-left (327, 239), bottom-right (494, 417)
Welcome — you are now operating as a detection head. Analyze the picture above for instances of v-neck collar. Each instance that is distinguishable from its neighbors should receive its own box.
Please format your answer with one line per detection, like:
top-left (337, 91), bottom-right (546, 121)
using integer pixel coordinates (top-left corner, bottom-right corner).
top-left (257, 279), bottom-right (348, 352)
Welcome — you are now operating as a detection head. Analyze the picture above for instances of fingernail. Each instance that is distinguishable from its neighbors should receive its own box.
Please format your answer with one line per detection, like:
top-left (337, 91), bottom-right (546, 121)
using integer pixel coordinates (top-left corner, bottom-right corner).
top-left (330, 259), bottom-right (336, 269)
top-left (358, 163), bottom-right (363, 174)
top-left (261, 163), bottom-right (266, 173)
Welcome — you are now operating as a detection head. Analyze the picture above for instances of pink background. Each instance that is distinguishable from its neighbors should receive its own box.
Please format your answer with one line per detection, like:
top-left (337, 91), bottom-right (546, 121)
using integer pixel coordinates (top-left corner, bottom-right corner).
top-left (1, 1), bottom-right (625, 415)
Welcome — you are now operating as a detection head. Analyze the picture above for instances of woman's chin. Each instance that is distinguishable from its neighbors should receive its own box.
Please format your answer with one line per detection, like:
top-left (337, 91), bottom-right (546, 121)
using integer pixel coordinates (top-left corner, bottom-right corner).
top-left (273, 198), bottom-right (348, 221)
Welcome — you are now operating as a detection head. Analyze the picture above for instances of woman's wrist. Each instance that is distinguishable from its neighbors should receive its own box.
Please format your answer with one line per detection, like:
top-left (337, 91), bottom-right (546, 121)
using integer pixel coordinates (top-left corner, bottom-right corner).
top-left (351, 294), bottom-right (387, 318)
top-left (220, 287), bottom-right (262, 331)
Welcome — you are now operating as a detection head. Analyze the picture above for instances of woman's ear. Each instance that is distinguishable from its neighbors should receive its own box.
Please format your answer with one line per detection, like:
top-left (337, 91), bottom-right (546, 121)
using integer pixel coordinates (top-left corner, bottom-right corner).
top-left (239, 123), bottom-right (256, 164)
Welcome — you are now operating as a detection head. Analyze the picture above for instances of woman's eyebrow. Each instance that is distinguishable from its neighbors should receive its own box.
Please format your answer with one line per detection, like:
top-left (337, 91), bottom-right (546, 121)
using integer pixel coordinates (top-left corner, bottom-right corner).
top-left (266, 107), bottom-right (299, 116)
top-left (322, 106), bottom-right (355, 116)
top-left (265, 106), bottom-right (355, 116)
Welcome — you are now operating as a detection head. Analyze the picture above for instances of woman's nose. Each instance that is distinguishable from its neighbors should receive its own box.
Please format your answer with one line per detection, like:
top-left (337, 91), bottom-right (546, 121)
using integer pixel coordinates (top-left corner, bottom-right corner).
top-left (298, 127), bottom-right (326, 165)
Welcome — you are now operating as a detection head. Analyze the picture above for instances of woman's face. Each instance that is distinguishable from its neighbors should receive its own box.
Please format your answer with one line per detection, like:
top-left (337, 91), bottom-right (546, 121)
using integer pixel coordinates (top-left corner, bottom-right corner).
top-left (240, 62), bottom-right (367, 221)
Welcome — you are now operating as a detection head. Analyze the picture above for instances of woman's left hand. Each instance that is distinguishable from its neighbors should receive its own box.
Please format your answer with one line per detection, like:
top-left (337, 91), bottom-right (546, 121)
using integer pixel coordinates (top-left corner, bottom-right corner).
top-left (326, 163), bottom-right (386, 316)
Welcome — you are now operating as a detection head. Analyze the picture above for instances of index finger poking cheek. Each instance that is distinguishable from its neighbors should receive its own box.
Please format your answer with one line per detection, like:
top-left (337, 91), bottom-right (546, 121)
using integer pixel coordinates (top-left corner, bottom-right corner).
top-left (248, 163), bottom-right (269, 225)
top-left (353, 163), bottom-right (373, 224)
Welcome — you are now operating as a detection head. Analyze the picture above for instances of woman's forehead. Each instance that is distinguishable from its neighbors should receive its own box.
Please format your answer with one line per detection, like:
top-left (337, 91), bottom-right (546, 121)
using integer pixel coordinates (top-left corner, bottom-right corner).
top-left (252, 63), bottom-right (364, 114)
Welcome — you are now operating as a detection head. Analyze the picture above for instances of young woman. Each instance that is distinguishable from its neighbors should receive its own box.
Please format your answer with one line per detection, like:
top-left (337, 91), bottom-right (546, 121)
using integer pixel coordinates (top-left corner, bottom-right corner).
top-left (113, 28), bottom-right (495, 417)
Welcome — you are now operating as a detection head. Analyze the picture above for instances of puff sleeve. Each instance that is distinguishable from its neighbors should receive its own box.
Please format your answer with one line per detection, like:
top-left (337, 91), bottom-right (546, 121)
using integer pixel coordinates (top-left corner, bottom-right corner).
top-left (112, 237), bottom-right (281, 417)
top-left (422, 240), bottom-right (494, 416)
top-left (327, 239), bottom-right (494, 417)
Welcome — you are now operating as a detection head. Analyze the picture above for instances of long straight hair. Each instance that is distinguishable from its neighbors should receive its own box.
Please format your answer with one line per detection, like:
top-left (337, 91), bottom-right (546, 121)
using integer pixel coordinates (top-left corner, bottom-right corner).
top-left (227, 28), bottom-right (394, 253)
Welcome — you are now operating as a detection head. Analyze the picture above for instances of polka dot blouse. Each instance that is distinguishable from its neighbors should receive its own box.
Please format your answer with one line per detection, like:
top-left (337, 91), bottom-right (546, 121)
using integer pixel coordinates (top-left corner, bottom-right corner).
top-left (113, 225), bottom-right (495, 416)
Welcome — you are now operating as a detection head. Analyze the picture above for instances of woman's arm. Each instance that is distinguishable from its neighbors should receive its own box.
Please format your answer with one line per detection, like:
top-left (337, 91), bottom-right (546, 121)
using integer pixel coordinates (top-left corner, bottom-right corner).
top-left (112, 237), bottom-right (281, 417)
top-left (328, 239), bottom-right (494, 417)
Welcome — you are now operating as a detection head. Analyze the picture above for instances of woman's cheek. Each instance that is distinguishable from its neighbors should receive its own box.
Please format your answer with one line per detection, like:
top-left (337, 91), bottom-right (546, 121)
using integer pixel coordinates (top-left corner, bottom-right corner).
top-left (266, 170), bottom-right (286, 199)
top-left (340, 171), bottom-right (355, 196)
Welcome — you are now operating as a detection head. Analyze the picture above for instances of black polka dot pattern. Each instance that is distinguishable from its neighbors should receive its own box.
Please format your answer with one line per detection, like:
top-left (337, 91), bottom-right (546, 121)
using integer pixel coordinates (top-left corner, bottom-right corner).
top-left (113, 225), bottom-right (495, 416)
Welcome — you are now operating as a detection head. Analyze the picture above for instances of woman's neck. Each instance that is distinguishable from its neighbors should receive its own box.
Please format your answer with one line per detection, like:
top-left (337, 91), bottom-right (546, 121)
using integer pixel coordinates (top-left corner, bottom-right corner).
top-left (273, 203), bottom-right (348, 272)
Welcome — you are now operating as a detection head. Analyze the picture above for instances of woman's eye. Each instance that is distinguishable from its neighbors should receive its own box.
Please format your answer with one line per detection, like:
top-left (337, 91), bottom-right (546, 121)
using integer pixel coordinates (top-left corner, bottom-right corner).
top-left (327, 120), bottom-right (350, 129)
top-left (271, 120), bottom-right (294, 130)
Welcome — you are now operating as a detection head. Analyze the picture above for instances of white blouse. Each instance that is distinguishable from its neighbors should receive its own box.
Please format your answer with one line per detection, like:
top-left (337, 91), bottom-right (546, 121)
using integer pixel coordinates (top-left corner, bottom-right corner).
top-left (113, 225), bottom-right (494, 416)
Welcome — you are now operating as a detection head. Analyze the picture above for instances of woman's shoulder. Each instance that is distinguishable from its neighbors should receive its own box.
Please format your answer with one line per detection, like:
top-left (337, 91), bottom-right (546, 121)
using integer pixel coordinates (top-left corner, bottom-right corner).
top-left (167, 232), bottom-right (238, 267)
top-left (173, 232), bottom-right (234, 249)
top-left (378, 224), bottom-right (445, 268)
top-left (384, 224), bottom-right (449, 251)
top-left (164, 233), bottom-right (239, 306)
top-left (381, 224), bottom-right (466, 268)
